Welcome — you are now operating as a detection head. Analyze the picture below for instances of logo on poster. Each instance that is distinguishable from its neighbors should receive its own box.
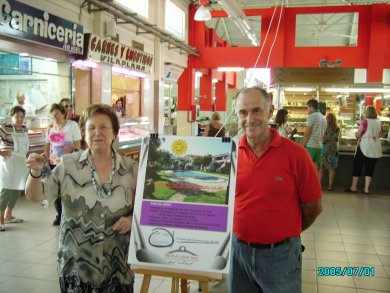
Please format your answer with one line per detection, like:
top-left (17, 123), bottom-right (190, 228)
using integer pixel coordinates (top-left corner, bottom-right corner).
top-left (171, 139), bottom-right (187, 156)
top-left (165, 246), bottom-right (199, 265)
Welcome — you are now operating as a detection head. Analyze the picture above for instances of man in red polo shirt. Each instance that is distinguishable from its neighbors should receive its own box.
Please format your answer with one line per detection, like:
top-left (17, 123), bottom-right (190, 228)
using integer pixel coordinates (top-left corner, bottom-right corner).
top-left (229, 87), bottom-right (322, 293)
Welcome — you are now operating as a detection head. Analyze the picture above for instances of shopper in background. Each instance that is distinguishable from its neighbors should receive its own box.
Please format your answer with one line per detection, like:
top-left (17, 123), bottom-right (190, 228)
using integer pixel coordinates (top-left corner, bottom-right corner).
top-left (0, 106), bottom-right (29, 231)
top-left (202, 112), bottom-right (226, 137)
top-left (25, 103), bottom-right (137, 292)
top-left (45, 103), bottom-right (81, 225)
top-left (319, 113), bottom-right (340, 191)
top-left (302, 99), bottom-right (327, 171)
top-left (229, 87), bottom-right (322, 292)
top-left (275, 108), bottom-right (295, 139)
top-left (114, 97), bottom-right (125, 117)
top-left (344, 106), bottom-right (382, 195)
top-left (379, 105), bottom-right (390, 122)
top-left (60, 98), bottom-right (80, 123)
top-left (13, 92), bottom-right (36, 116)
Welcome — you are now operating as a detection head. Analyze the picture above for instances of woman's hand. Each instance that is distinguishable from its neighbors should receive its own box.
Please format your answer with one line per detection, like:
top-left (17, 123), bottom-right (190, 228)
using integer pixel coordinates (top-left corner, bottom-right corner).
top-left (112, 215), bottom-right (133, 234)
top-left (26, 153), bottom-right (47, 171)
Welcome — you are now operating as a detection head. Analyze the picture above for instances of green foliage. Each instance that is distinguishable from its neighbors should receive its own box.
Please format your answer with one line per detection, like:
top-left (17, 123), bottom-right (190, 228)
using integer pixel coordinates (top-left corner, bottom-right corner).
top-left (184, 190), bottom-right (227, 204)
top-left (152, 181), bottom-right (176, 200)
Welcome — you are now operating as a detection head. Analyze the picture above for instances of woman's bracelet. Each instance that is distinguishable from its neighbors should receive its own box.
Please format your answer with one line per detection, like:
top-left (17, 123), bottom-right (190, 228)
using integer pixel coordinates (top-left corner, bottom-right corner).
top-left (29, 170), bottom-right (42, 179)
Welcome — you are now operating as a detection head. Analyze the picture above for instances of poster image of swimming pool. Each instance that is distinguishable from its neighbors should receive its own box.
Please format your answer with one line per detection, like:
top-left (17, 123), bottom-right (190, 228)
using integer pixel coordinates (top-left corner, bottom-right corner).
top-left (141, 136), bottom-right (234, 205)
top-left (129, 135), bottom-right (236, 275)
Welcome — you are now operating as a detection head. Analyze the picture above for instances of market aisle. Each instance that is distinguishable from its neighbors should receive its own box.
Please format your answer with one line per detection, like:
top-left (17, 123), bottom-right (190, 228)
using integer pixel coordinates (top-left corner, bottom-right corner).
top-left (0, 190), bottom-right (389, 293)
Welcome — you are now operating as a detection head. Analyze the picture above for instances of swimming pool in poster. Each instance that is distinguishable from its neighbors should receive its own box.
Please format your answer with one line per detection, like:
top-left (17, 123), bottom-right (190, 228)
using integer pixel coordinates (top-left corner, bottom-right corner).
top-left (171, 170), bottom-right (221, 181)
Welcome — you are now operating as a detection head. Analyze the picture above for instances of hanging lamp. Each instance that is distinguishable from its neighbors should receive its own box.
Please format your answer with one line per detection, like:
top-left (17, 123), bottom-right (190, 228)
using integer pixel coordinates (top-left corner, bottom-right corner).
top-left (194, 0), bottom-right (211, 21)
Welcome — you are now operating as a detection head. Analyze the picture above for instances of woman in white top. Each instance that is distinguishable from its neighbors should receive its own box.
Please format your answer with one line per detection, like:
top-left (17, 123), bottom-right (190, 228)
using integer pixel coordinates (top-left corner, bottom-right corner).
top-left (344, 106), bottom-right (382, 195)
top-left (0, 106), bottom-right (29, 231)
top-left (45, 103), bottom-right (81, 225)
top-left (275, 109), bottom-right (294, 139)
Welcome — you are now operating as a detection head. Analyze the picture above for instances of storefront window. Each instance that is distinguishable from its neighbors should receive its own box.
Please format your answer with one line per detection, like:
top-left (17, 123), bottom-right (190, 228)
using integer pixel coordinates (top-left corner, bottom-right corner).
top-left (165, 0), bottom-right (185, 40)
top-left (115, 0), bottom-right (148, 19)
top-left (112, 73), bottom-right (142, 117)
top-left (0, 50), bottom-right (71, 117)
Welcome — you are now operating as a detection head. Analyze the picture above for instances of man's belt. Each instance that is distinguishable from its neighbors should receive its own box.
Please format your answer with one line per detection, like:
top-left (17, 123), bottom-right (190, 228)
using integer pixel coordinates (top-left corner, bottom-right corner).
top-left (237, 237), bottom-right (291, 249)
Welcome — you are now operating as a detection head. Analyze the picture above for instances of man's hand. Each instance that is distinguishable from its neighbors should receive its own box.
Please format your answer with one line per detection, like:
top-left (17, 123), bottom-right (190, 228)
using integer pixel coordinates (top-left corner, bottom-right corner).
top-left (302, 198), bottom-right (322, 231)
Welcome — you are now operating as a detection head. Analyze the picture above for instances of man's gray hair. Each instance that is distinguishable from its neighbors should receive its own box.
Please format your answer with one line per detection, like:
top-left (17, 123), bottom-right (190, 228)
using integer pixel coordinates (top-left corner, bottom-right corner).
top-left (236, 86), bottom-right (272, 111)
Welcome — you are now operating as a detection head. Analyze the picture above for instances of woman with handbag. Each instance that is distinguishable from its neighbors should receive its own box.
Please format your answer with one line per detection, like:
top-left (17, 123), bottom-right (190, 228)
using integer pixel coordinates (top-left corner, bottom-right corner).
top-left (344, 106), bottom-right (382, 195)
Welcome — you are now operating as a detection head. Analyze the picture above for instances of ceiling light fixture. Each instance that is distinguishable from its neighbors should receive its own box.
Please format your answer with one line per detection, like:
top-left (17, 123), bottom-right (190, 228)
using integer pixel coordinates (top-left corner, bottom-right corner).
top-left (284, 87), bottom-right (314, 92)
top-left (72, 60), bottom-right (98, 68)
top-left (194, 0), bottom-right (211, 22)
top-left (324, 87), bottom-right (390, 93)
top-left (112, 66), bottom-right (146, 78)
top-left (217, 67), bottom-right (244, 72)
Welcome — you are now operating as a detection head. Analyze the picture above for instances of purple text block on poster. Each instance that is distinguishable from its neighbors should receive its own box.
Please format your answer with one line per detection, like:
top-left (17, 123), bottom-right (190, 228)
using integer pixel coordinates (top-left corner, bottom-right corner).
top-left (140, 201), bottom-right (228, 232)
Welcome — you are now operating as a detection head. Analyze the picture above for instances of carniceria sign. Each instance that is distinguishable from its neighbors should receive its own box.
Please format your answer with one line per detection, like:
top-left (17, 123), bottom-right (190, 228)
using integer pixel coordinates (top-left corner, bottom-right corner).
top-left (0, 0), bottom-right (84, 54)
top-left (87, 34), bottom-right (153, 74)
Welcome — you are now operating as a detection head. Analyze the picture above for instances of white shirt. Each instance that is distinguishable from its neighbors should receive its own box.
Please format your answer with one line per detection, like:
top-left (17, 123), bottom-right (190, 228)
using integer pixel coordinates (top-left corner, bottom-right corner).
top-left (359, 119), bottom-right (382, 158)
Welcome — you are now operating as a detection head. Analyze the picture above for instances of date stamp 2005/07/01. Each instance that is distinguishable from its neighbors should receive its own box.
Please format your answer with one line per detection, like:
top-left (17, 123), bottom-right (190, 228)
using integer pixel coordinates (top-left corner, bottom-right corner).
top-left (318, 267), bottom-right (375, 277)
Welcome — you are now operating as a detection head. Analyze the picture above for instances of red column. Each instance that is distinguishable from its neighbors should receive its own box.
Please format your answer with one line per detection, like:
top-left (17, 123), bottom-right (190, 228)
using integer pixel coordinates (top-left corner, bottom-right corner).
top-left (199, 72), bottom-right (212, 110)
top-left (367, 5), bottom-right (389, 82)
top-left (365, 95), bottom-right (374, 106)
top-left (215, 80), bottom-right (227, 111)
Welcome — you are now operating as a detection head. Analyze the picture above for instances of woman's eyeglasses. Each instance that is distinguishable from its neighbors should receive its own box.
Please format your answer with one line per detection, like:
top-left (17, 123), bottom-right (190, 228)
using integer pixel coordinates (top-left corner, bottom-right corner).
top-left (64, 105), bottom-right (73, 108)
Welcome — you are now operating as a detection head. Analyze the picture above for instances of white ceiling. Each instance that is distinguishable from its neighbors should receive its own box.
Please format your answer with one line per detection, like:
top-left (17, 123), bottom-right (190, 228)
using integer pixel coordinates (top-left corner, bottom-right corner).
top-left (200, 0), bottom-right (389, 47)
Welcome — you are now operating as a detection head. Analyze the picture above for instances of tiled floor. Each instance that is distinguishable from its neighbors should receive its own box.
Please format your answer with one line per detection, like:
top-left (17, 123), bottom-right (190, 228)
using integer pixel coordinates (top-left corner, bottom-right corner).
top-left (0, 190), bottom-right (389, 293)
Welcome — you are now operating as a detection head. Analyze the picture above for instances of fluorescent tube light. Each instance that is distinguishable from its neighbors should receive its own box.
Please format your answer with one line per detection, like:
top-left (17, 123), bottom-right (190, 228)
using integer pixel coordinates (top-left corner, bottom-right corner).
top-left (72, 60), bottom-right (98, 68)
top-left (284, 87), bottom-right (314, 92)
top-left (324, 88), bottom-right (390, 93)
top-left (112, 66), bottom-right (146, 77)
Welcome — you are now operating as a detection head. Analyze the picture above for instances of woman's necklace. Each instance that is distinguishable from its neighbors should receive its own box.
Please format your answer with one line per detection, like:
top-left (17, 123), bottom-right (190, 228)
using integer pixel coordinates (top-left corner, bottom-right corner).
top-left (88, 152), bottom-right (116, 198)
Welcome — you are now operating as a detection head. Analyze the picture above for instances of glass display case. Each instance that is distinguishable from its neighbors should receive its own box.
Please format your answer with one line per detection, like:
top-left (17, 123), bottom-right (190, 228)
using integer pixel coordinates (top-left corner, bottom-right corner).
top-left (116, 117), bottom-right (150, 160)
top-left (285, 120), bottom-right (390, 155)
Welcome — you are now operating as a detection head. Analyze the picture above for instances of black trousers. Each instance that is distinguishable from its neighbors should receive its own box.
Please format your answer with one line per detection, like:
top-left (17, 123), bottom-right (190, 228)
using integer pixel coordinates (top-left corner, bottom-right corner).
top-left (352, 146), bottom-right (378, 177)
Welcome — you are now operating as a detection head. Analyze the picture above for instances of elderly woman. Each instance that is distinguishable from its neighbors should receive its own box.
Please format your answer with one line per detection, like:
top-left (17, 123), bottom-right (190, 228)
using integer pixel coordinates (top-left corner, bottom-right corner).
top-left (0, 106), bottom-right (29, 231)
top-left (26, 103), bottom-right (137, 292)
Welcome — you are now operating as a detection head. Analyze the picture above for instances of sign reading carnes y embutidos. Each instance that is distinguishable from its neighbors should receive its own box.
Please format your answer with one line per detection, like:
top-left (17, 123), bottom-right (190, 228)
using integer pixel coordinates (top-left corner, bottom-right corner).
top-left (0, 0), bottom-right (84, 54)
top-left (87, 34), bottom-right (153, 74)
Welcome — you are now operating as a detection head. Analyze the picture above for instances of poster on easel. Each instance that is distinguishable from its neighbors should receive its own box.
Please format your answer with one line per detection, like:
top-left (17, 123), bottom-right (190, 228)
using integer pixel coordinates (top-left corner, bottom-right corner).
top-left (128, 135), bottom-right (237, 275)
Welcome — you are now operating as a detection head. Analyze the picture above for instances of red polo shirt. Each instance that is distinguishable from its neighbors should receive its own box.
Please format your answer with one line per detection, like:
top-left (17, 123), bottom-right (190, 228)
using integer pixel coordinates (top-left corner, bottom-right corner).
top-left (234, 128), bottom-right (322, 244)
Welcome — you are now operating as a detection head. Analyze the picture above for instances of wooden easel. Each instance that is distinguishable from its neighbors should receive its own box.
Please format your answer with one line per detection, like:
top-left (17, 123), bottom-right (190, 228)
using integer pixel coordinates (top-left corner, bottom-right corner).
top-left (132, 268), bottom-right (221, 293)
